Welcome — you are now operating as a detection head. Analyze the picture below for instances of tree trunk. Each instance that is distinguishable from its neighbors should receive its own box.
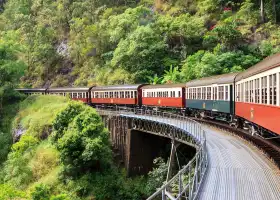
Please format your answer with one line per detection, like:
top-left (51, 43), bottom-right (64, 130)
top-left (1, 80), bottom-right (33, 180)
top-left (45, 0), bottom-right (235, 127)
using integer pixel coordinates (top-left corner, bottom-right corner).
top-left (260, 0), bottom-right (265, 23)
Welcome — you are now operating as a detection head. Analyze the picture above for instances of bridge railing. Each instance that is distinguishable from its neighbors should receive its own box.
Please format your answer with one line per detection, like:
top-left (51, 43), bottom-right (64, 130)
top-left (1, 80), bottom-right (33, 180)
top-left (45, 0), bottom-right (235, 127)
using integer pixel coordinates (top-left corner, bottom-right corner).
top-left (95, 107), bottom-right (208, 200)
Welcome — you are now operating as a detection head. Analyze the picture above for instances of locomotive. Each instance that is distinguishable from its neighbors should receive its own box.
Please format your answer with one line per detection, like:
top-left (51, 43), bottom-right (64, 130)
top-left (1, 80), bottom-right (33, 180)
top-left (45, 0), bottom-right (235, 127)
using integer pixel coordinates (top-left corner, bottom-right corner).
top-left (16, 53), bottom-right (280, 138)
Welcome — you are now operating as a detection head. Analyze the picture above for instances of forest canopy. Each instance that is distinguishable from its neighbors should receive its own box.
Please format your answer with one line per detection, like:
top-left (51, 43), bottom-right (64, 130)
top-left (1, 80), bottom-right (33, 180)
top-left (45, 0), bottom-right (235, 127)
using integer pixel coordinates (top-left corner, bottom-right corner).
top-left (0, 0), bottom-right (280, 87)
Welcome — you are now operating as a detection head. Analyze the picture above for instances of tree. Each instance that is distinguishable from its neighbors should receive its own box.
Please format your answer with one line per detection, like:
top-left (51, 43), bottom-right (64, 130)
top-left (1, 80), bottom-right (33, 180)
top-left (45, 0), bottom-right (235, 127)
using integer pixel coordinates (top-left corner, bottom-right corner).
top-left (111, 26), bottom-right (167, 82)
top-left (52, 102), bottom-right (112, 177)
top-left (161, 65), bottom-right (181, 84)
top-left (260, 0), bottom-right (265, 23)
top-left (147, 74), bottom-right (163, 85)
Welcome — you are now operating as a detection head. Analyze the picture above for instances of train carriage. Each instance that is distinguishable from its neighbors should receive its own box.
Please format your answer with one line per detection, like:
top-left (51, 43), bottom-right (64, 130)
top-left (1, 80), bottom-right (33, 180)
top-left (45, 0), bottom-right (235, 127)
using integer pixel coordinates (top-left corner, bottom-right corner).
top-left (142, 84), bottom-right (185, 109)
top-left (15, 88), bottom-right (47, 95)
top-left (186, 73), bottom-right (238, 120)
top-left (47, 87), bottom-right (91, 103)
top-left (91, 85), bottom-right (145, 107)
top-left (235, 53), bottom-right (280, 136)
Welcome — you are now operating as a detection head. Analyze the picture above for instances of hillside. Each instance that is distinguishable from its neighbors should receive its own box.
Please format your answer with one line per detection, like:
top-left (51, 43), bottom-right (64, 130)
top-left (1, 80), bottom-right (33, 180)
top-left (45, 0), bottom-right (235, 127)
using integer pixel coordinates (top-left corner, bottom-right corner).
top-left (0, 0), bottom-right (280, 88)
top-left (0, 96), bottom-right (162, 199)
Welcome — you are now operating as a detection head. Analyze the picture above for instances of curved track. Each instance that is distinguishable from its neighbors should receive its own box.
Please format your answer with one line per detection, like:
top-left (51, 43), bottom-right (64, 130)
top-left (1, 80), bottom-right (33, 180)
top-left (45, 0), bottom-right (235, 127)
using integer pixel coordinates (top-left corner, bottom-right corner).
top-left (198, 126), bottom-right (280, 200)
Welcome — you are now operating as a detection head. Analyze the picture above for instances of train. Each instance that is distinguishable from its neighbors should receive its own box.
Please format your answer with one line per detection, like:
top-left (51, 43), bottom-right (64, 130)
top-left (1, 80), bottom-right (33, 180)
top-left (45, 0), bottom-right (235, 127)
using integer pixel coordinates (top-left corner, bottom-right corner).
top-left (16, 53), bottom-right (280, 138)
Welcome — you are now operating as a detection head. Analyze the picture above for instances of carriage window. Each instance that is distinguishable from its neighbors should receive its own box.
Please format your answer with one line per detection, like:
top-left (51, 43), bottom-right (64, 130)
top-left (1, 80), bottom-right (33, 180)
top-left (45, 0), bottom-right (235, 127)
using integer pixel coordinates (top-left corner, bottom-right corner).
top-left (237, 84), bottom-right (240, 102)
top-left (245, 82), bottom-right (248, 102)
top-left (95, 92), bottom-right (98, 98)
top-left (206, 87), bottom-right (211, 100)
top-left (73, 93), bottom-right (77, 98)
top-left (248, 81), bottom-right (251, 102)
top-left (269, 75), bottom-right (272, 104)
top-left (225, 86), bottom-right (229, 101)
top-left (203, 88), bottom-right (205, 99)
top-left (251, 80), bottom-right (254, 103)
top-left (215, 87), bottom-right (218, 100)
top-left (197, 88), bottom-right (200, 99)
top-left (193, 88), bottom-right (195, 99)
top-left (120, 91), bottom-right (124, 98)
top-left (261, 77), bottom-right (267, 104)
top-left (178, 91), bottom-right (181, 98)
top-left (218, 86), bottom-right (224, 100)
top-left (131, 91), bottom-right (134, 98)
top-left (255, 79), bottom-right (259, 104)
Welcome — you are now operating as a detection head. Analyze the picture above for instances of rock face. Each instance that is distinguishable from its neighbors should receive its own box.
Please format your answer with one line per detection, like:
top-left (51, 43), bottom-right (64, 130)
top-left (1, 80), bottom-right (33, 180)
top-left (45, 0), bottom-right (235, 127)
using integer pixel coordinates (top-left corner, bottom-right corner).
top-left (56, 40), bottom-right (70, 58)
top-left (13, 126), bottom-right (25, 142)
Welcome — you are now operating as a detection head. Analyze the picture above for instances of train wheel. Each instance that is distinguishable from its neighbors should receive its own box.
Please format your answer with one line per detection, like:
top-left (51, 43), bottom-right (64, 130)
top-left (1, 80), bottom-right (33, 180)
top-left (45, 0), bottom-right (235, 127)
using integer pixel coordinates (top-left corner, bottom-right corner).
top-left (248, 125), bottom-right (255, 136)
top-left (194, 112), bottom-right (200, 119)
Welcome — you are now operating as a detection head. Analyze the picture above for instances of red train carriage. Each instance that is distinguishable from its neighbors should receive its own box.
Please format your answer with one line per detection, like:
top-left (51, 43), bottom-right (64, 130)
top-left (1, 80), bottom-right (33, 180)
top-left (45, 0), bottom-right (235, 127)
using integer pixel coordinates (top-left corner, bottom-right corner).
top-left (47, 88), bottom-right (91, 103)
top-left (91, 85), bottom-right (146, 107)
top-left (235, 53), bottom-right (280, 136)
top-left (142, 84), bottom-right (186, 109)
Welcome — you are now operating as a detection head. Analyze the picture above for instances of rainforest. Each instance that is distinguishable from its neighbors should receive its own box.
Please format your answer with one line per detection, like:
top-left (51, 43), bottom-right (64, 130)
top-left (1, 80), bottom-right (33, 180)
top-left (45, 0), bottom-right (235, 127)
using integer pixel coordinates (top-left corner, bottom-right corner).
top-left (1, 0), bottom-right (280, 199)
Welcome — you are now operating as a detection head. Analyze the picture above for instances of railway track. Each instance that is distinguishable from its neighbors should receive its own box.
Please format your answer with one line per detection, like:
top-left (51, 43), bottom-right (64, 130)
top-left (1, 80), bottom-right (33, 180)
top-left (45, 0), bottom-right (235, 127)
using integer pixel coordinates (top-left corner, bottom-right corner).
top-left (194, 118), bottom-right (280, 169)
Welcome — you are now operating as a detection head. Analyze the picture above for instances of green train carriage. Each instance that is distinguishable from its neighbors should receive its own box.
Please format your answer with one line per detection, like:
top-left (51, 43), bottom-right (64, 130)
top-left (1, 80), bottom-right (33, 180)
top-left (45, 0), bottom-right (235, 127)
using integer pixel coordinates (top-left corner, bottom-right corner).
top-left (185, 73), bottom-right (238, 121)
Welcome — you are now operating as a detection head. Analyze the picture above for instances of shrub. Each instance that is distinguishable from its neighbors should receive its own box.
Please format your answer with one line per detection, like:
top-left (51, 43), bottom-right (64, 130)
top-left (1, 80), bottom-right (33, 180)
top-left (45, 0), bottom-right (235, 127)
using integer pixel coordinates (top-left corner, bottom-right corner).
top-left (0, 184), bottom-right (27, 199)
top-left (30, 143), bottom-right (59, 181)
top-left (31, 184), bottom-right (51, 200)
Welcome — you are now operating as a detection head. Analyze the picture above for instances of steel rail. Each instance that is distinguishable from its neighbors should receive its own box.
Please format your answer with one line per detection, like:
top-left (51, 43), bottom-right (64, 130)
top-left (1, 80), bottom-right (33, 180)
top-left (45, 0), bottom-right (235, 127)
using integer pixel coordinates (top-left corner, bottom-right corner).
top-left (96, 107), bottom-right (208, 200)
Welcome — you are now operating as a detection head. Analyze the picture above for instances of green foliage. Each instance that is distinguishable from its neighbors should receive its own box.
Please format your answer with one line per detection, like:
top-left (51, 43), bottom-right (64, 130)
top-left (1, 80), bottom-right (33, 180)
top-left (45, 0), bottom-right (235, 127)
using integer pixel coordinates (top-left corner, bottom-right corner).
top-left (111, 25), bottom-right (167, 82)
top-left (146, 157), bottom-right (168, 194)
top-left (1, 0), bottom-right (280, 85)
top-left (147, 74), bottom-right (163, 85)
top-left (0, 184), bottom-right (27, 199)
top-left (1, 96), bottom-right (68, 190)
top-left (181, 48), bottom-right (260, 81)
top-left (31, 184), bottom-right (51, 200)
top-left (50, 194), bottom-right (71, 200)
top-left (162, 65), bottom-right (182, 84)
top-left (52, 102), bottom-right (112, 177)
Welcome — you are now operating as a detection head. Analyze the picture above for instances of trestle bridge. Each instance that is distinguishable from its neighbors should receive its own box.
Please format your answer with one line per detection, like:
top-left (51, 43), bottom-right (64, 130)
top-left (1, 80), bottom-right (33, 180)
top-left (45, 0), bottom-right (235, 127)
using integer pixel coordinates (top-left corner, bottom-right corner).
top-left (97, 108), bottom-right (280, 200)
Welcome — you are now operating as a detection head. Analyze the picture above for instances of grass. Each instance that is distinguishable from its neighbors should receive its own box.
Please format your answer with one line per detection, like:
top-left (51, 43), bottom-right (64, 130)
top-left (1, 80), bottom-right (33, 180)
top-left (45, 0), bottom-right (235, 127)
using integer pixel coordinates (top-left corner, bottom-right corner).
top-left (0, 95), bottom-right (70, 191)
top-left (14, 95), bottom-right (70, 139)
